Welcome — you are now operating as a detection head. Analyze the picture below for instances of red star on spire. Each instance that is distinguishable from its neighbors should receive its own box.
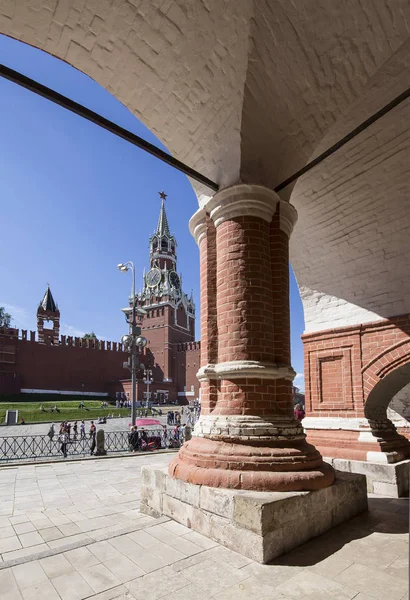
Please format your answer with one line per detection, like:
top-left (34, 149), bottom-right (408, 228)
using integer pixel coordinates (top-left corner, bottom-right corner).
top-left (159, 190), bottom-right (167, 200)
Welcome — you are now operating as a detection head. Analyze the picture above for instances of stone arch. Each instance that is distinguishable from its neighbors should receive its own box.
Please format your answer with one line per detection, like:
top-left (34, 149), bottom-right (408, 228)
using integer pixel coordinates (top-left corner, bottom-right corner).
top-left (363, 340), bottom-right (410, 408)
top-left (362, 346), bottom-right (410, 462)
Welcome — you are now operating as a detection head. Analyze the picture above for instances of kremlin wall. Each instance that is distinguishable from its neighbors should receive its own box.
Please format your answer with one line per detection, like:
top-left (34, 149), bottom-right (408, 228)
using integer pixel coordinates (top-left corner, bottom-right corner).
top-left (0, 198), bottom-right (201, 404)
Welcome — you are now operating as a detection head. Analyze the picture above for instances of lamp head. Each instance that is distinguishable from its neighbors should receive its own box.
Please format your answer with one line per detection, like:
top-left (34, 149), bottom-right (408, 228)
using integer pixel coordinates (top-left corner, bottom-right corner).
top-left (121, 334), bottom-right (132, 348)
top-left (136, 336), bottom-right (148, 348)
top-left (117, 263), bottom-right (129, 272)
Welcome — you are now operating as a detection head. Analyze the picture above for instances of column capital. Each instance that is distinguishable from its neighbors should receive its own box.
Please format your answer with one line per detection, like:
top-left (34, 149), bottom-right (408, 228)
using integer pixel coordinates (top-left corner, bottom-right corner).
top-left (189, 207), bottom-right (207, 246)
top-left (279, 200), bottom-right (298, 237)
top-left (197, 360), bottom-right (296, 381)
top-left (206, 184), bottom-right (279, 228)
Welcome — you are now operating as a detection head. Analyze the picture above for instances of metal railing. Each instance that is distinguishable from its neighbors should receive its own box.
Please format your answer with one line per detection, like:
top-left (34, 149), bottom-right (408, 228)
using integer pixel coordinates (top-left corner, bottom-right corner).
top-left (0, 428), bottom-right (184, 462)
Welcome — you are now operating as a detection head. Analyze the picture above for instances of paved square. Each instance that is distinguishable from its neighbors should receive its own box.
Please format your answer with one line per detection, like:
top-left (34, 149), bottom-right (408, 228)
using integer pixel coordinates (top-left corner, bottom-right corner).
top-left (0, 454), bottom-right (407, 599)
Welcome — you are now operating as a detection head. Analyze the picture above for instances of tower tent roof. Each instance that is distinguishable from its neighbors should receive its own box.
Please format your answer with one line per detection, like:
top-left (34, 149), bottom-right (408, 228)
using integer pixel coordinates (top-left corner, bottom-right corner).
top-left (40, 286), bottom-right (57, 312)
top-left (156, 197), bottom-right (171, 237)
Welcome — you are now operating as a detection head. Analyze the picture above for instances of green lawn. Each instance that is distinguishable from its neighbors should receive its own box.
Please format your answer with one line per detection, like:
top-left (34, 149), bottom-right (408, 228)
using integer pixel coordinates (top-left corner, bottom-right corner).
top-left (0, 401), bottom-right (135, 425)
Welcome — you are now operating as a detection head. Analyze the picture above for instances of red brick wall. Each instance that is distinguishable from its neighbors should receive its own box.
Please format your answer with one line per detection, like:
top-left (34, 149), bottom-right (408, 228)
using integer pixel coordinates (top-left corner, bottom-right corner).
top-left (303, 315), bottom-right (410, 418)
top-left (0, 330), bottom-right (129, 396)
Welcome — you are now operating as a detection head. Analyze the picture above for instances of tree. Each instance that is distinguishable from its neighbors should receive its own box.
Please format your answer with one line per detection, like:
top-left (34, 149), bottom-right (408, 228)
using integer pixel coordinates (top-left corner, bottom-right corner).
top-left (83, 331), bottom-right (98, 340)
top-left (0, 307), bottom-right (12, 328)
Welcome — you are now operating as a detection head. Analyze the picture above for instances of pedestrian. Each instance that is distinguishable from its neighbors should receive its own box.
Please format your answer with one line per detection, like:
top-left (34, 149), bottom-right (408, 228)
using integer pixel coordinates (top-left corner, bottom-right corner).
top-left (89, 422), bottom-right (96, 455)
top-left (48, 423), bottom-right (55, 440)
top-left (66, 422), bottom-right (71, 440)
top-left (80, 420), bottom-right (86, 439)
top-left (128, 426), bottom-right (139, 452)
top-left (59, 430), bottom-right (68, 458)
top-left (294, 403), bottom-right (305, 421)
top-left (73, 421), bottom-right (78, 439)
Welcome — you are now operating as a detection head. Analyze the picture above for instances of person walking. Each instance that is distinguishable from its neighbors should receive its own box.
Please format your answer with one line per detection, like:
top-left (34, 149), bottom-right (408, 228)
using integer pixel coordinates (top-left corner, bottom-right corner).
top-left (59, 430), bottom-right (68, 458)
top-left (80, 420), bottom-right (86, 439)
top-left (73, 421), bottom-right (78, 440)
top-left (47, 423), bottom-right (55, 441)
top-left (89, 421), bottom-right (96, 455)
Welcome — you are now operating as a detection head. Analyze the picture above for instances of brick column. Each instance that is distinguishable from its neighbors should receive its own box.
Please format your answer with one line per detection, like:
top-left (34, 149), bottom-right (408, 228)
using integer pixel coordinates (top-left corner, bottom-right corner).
top-left (170, 184), bottom-right (334, 491)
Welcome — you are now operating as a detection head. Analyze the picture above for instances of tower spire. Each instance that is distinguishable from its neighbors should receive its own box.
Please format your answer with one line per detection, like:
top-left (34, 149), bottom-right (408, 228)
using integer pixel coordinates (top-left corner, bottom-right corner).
top-left (156, 191), bottom-right (170, 237)
top-left (39, 285), bottom-right (57, 312)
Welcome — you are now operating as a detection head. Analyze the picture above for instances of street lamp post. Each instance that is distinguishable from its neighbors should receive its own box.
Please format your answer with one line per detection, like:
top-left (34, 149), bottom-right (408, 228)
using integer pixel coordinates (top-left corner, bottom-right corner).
top-left (117, 262), bottom-right (147, 426)
top-left (143, 368), bottom-right (153, 409)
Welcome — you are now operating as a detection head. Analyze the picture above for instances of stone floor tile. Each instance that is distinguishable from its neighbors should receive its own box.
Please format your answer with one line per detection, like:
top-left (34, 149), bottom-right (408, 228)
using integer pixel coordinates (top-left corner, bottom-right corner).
top-left (30, 517), bottom-right (54, 529)
top-left (166, 583), bottom-right (216, 600)
top-left (9, 516), bottom-right (30, 525)
top-left (171, 552), bottom-right (211, 573)
top-left (180, 530), bottom-right (219, 550)
top-left (51, 571), bottom-right (94, 600)
top-left (58, 522), bottom-right (81, 536)
top-left (39, 526), bottom-right (64, 542)
top-left (0, 568), bottom-right (21, 597)
top-left (213, 575), bottom-right (291, 600)
top-left (149, 541), bottom-right (186, 565)
top-left (86, 585), bottom-right (129, 600)
top-left (384, 556), bottom-right (409, 581)
top-left (237, 562), bottom-right (303, 587)
top-left (0, 526), bottom-right (19, 539)
top-left (12, 561), bottom-right (47, 590)
top-left (13, 522), bottom-right (36, 535)
top-left (335, 562), bottom-right (408, 600)
top-left (0, 535), bottom-right (22, 554)
top-left (127, 566), bottom-right (190, 600)
top-left (64, 546), bottom-right (101, 570)
top-left (127, 529), bottom-right (159, 548)
top-left (104, 555), bottom-right (145, 583)
top-left (307, 554), bottom-right (354, 578)
top-left (20, 579), bottom-right (60, 600)
top-left (181, 558), bottom-right (250, 596)
top-left (80, 563), bottom-right (121, 593)
top-left (40, 554), bottom-right (76, 578)
top-left (166, 535), bottom-right (204, 557)
top-left (88, 541), bottom-right (124, 562)
top-left (161, 520), bottom-right (191, 536)
top-left (146, 524), bottom-right (176, 544)
top-left (275, 570), bottom-right (357, 599)
top-left (201, 545), bottom-right (252, 569)
top-left (18, 532), bottom-right (44, 548)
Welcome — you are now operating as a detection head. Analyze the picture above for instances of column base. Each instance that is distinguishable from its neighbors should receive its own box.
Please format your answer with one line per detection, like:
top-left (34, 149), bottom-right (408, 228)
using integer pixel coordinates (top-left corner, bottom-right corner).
top-left (169, 415), bottom-right (335, 492)
top-left (140, 465), bottom-right (368, 563)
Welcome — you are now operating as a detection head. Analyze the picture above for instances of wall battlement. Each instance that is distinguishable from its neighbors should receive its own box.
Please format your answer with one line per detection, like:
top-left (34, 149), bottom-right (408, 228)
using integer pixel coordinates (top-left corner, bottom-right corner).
top-left (176, 341), bottom-right (201, 352)
top-left (0, 328), bottom-right (124, 352)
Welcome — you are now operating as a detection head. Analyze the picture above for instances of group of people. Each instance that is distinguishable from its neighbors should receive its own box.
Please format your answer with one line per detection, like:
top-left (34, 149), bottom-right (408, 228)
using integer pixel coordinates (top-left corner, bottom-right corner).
top-left (166, 410), bottom-right (181, 425)
top-left (39, 404), bottom-right (60, 413)
top-left (47, 420), bottom-right (97, 458)
top-left (128, 422), bottom-right (189, 453)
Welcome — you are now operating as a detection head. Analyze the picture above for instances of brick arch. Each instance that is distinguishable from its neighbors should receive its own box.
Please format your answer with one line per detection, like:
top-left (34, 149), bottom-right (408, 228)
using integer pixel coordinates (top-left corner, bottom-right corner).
top-left (363, 339), bottom-right (410, 403)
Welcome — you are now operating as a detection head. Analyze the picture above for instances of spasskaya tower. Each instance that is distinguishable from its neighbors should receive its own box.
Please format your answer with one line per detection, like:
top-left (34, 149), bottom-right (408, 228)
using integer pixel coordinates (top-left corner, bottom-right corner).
top-left (135, 192), bottom-right (196, 396)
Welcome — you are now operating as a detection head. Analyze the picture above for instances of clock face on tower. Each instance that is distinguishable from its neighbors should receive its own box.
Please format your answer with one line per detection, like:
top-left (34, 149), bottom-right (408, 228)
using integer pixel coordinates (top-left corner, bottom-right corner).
top-left (169, 271), bottom-right (180, 289)
top-left (146, 268), bottom-right (161, 288)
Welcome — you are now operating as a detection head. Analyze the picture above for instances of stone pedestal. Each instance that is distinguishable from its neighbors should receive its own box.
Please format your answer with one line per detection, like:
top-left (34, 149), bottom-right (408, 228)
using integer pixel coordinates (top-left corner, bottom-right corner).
top-left (140, 465), bottom-right (367, 563)
top-left (324, 456), bottom-right (409, 498)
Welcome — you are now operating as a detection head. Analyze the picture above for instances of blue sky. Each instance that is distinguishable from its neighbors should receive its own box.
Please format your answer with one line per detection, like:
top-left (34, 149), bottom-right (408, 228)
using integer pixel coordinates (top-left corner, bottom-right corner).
top-left (0, 34), bottom-right (305, 390)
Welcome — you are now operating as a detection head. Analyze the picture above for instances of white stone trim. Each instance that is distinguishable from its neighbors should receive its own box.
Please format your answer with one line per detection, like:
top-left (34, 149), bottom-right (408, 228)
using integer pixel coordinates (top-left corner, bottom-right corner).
top-left (21, 389), bottom-right (108, 396)
top-left (205, 184), bottom-right (279, 227)
top-left (303, 417), bottom-right (372, 430)
top-left (193, 414), bottom-right (304, 440)
top-left (279, 200), bottom-right (298, 237)
top-left (189, 208), bottom-right (207, 246)
top-left (197, 360), bottom-right (295, 381)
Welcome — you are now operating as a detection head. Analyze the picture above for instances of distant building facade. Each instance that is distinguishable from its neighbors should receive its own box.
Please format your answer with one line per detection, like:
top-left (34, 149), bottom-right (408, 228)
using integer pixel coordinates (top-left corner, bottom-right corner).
top-left (0, 199), bottom-right (200, 404)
